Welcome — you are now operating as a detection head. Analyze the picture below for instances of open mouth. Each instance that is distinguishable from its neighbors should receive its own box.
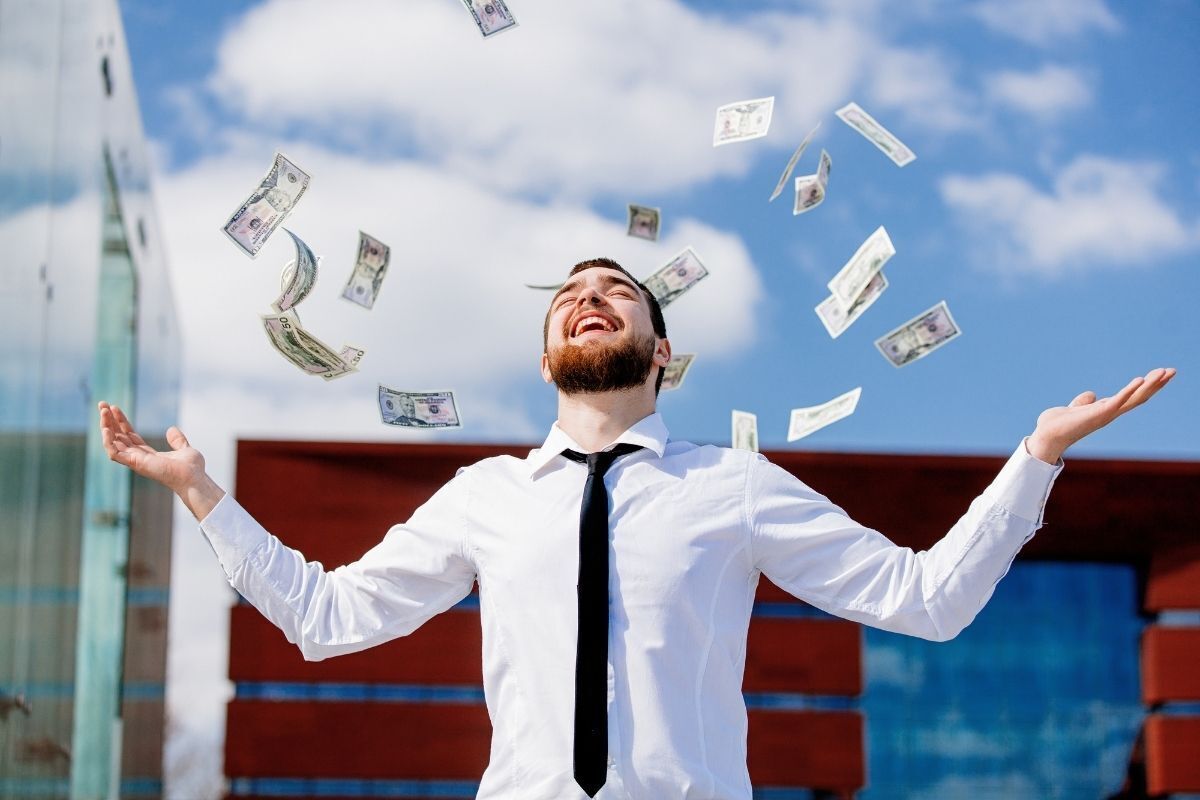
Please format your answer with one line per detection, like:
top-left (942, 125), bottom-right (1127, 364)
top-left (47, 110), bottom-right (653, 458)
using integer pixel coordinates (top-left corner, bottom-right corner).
top-left (569, 312), bottom-right (619, 340)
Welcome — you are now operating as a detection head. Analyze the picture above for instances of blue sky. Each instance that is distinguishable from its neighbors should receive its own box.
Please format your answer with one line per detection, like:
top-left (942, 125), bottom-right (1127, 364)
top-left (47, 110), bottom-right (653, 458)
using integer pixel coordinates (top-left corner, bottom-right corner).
top-left (113, 1), bottom-right (1198, 790)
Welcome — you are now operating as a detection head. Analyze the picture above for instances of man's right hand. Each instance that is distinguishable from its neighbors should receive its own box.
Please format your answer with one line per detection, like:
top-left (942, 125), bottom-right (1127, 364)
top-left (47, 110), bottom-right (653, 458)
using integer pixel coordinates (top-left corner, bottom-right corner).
top-left (99, 401), bottom-right (226, 520)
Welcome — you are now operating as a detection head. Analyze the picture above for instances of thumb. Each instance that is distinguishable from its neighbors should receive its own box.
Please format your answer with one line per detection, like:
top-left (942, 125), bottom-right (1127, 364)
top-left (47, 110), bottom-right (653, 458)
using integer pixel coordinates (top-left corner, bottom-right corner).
top-left (1068, 391), bottom-right (1096, 408)
top-left (166, 426), bottom-right (190, 451)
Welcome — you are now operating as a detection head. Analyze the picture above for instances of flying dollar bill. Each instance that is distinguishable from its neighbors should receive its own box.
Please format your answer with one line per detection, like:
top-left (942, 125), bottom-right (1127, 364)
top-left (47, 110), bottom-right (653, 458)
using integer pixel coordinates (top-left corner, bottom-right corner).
top-left (643, 246), bottom-right (709, 309)
top-left (788, 387), bottom-right (862, 442)
top-left (731, 410), bottom-right (759, 452)
top-left (222, 152), bottom-right (311, 258)
top-left (768, 121), bottom-right (822, 202)
top-left (262, 310), bottom-right (363, 380)
top-left (835, 102), bottom-right (916, 167)
top-left (794, 149), bottom-right (832, 216)
top-left (272, 229), bottom-right (319, 313)
top-left (378, 386), bottom-right (463, 428)
top-left (660, 353), bottom-right (695, 392)
top-left (875, 301), bottom-right (961, 367)
top-left (460, 0), bottom-right (517, 37)
top-left (713, 96), bottom-right (774, 147)
top-left (827, 226), bottom-right (895, 310)
top-left (524, 282), bottom-right (563, 291)
top-left (340, 230), bottom-right (391, 310)
top-left (627, 204), bottom-right (661, 241)
top-left (815, 272), bottom-right (888, 339)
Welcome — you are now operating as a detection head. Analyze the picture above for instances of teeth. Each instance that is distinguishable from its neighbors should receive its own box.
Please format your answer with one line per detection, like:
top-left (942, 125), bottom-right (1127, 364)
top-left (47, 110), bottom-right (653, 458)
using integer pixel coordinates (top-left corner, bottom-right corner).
top-left (573, 314), bottom-right (615, 336)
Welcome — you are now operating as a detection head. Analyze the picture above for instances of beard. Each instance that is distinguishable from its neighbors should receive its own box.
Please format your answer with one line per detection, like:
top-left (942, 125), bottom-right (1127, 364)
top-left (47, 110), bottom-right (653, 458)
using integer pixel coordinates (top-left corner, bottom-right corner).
top-left (547, 331), bottom-right (657, 395)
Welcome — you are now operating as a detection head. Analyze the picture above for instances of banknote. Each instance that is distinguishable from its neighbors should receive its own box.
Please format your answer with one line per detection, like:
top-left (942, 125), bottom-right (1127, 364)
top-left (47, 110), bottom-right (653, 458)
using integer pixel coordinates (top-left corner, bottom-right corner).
top-left (262, 310), bottom-right (361, 380)
top-left (222, 152), bottom-right (310, 258)
top-left (788, 387), bottom-right (862, 442)
top-left (340, 231), bottom-right (391, 309)
top-left (338, 345), bottom-right (366, 370)
top-left (794, 149), bottom-right (832, 216)
top-left (524, 282), bottom-right (563, 291)
top-left (731, 410), bottom-right (758, 453)
top-left (768, 121), bottom-right (821, 202)
top-left (660, 353), bottom-right (695, 392)
top-left (827, 226), bottom-right (895, 310)
top-left (815, 272), bottom-right (888, 339)
top-left (643, 246), bottom-right (709, 308)
top-left (460, 0), bottom-right (517, 37)
top-left (875, 301), bottom-right (961, 367)
top-left (713, 97), bottom-right (774, 147)
top-left (627, 204), bottom-right (661, 241)
top-left (835, 102), bottom-right (916, 167)
top-left (272, 229), bottom-right (319, 313)
top-left (378, 386), bottom-right (463, 428)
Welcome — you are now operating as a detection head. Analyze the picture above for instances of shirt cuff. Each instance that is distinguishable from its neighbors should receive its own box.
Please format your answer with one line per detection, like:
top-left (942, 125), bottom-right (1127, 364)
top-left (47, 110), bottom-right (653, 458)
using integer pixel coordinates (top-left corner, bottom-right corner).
top-left (197, 492), bottom-right (270, 575)
top-left (982, 437), bottom-right (1064, 524)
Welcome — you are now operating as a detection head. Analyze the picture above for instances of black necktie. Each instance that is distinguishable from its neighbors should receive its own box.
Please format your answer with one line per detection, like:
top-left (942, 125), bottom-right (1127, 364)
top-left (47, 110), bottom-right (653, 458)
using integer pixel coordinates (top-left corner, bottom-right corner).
top-left (561, 443), bottom-right (643, 797)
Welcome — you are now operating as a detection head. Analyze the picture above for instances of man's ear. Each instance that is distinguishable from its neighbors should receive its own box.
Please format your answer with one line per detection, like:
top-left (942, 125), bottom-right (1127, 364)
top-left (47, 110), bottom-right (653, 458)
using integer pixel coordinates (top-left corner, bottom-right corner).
top-left (540, 352), bottom-right (553, 384)
top-left (654, 337), bottom-right (672, 367)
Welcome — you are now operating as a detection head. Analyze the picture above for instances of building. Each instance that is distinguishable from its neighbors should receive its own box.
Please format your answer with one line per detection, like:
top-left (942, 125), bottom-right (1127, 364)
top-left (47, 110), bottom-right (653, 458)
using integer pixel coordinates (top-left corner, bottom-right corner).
top-left (222, 440), bottom-right (1199, 799)
top-left (0, 0), bottom-right (181, 797)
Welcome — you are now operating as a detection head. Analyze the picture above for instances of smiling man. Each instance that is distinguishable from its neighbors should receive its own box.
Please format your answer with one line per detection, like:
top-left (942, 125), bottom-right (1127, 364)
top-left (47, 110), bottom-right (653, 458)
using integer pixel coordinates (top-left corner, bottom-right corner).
top-left (99, 256), bottom-right (1174, 800)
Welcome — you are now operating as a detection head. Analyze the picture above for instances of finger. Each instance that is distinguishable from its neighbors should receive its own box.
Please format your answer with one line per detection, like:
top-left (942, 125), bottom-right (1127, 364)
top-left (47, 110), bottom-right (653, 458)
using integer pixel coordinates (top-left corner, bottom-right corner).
top-left (1069, 391), bottom-right (1096, 408)
top-left (110, 405), bottom-right (134, 435)
top-left (1099, 377), bottom-right (1144, 417)
top-left (166, 426), bottom-right (190, 451)
top-left (1116, 368), bottom-right (1173, 414)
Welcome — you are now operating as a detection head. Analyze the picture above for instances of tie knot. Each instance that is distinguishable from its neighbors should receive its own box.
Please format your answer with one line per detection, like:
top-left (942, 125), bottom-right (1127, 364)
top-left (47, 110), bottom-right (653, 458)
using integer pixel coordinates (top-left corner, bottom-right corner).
top-left (562, 442), bottom-right (643, 476)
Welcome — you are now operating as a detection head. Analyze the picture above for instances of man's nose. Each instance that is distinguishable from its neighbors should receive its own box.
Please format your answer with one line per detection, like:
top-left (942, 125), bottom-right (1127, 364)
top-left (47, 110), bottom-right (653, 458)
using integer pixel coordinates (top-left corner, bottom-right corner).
top-left (577, 287), bottom-right (605, 306)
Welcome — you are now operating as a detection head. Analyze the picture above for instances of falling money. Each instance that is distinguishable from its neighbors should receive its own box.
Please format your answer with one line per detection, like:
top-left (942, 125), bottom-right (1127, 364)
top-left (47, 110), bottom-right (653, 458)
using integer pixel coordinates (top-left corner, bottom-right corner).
top-left (627, 204), bottom-right (661, 241)
top-left (713, 97), bottom-right (774, 146)
top-left (731, 410), bottom-right (759, 452)
top-left (262, 310), bottom-right (363, 381)
top-left (660, 353), bottom-right (696, 392)
top-left (794, 149), bottom-right (832, 216)
top-left (827, 226), bottom-right (896, 311)
top-left (769, 121), bottom-right (822, 202)
top-left (875, 301), bottom-right (961, 367)
top-left (340, 231), bottom-right (391, 310)
top-left (815, 272), bottom-right (888, 339)
top-left (221, 152), bottom-right (310, 258)
top-left (378, 386), bottom-right (463, 428)
top-left (460, 0), bottom-right (517, 37)
top-left (788, 387), bottom-right (862, 441)
top-left (272, 229), bottom-right (319, 313)
top-left (835, 102), bottom-right (916, 167)
top-left (643, 247), bottom-right (709, 308)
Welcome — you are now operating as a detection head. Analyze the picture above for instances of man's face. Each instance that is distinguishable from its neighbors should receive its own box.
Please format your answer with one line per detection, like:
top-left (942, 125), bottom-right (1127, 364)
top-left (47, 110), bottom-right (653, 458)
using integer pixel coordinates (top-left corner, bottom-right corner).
top-left (541, 267), bottom-right (670, 395)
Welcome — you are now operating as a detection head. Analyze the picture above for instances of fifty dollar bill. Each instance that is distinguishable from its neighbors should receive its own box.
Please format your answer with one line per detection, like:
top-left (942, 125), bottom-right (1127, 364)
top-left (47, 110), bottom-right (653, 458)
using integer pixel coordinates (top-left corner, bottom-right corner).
top-left (272, 228), bottom-right (319, 313)
top-left (794, 149), bottom-right (832, 216)
top-left (731, 410), bottom-right (759, 453)
top-left (660, 353), bottom-right (695, 392)
top-left (768, 121), bottom-right (821, 202)
top-left (460, 0), bottom-right (517, 37)
top-left (875, 300), bottom-right (961, 367)
top-left (827, 226), bottom-right (895, 310)
top-left (627, 204), bottom-right (661, 241)
top-left (222, 152), bottom-right (310, 258)
top-left (643, 246), bottom-right (709, 309)
top-left (262, 310), bottom-right (363, 380)
top-left (835, 102), bottom-right (916, 167)
top-left (788, 387), bottom-right (862, 441)
top-left (815, 272), bottom-right (888, 339)
top-left (713, 97), bottom-right (774, 147)
top-left (341, 231), bottom-right (391, 310)
top-left (378, 386), bottom-right (463, 428)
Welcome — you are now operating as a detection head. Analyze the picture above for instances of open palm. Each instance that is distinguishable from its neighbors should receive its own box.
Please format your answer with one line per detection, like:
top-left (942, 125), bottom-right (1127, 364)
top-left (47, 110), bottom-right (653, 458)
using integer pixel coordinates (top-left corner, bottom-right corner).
top-left (98, 401), bottom-right (205, 493)
top-left (1029, 368), bottom-right (1176, 462)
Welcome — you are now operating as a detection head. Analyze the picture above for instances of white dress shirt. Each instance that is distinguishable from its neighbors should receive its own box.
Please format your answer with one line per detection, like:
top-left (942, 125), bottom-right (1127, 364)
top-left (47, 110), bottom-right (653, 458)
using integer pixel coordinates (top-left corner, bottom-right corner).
top-left (199, 412), bottom-right (1062, 800)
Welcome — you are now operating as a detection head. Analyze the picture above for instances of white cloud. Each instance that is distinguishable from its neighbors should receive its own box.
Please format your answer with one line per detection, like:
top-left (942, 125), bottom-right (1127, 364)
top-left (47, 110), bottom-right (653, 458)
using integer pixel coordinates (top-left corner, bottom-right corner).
top-left (866, 47), bottom-right (977, 133)
top-left (984, 64), bottom-right (1092, 119)
top-left (939, 155), bottom-right (1199, 275)
top-left (971, 0), bottom-right (1120, 46)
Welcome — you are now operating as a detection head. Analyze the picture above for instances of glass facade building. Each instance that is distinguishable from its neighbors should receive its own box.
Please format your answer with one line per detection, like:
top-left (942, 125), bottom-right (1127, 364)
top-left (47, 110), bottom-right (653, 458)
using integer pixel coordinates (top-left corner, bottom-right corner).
top-left (0, 0), bottom-right (180, 796)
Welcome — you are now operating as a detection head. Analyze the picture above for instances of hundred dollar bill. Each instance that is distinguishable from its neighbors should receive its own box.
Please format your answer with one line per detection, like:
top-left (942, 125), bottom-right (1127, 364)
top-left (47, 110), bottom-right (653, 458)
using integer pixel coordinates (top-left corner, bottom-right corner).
top-left (272, 229), bottom-right (319, 313)
top-left (627, 204), bottom-right (661, 241)
top-left (875, 300), bottom-right (961, 368)
top-left (222, 152), bottom-right (310, 258)
top-left (788, 387), bottom-right (862, 442)
top-left (731, 410), bottom-right (758, 453)
top-left (340, 231), bottom-right (391, 310)
top-left (524, 282), bottom-right (563, 291)
top-left (794, 149), bottom-right (832, 216)
top-left (713, 96), bottom-right (774, 147)
top-left (660, 353), bottom-right (695, 392)
top-left (768, 121), bottom-right (821, 202)
top-left (378, 386), bottom-right (463, 428)
top-left (261, 310), bottom-right (361, 381)
top-left (827, 226), bottom-right (895, 310)
top-left (643, 246), bottom-right (709, 309)
top-left (815, 272), bottom-right (888, 339)
top-left (460, 0), bottom-right (517, 37)
top-left (835, 102), bottom-right (916, 167)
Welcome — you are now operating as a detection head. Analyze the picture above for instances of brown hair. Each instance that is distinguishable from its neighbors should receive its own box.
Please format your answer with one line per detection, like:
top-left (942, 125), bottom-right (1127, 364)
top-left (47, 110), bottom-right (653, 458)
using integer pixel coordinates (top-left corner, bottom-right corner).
top-left (542, 257), bottom-right (668, 393)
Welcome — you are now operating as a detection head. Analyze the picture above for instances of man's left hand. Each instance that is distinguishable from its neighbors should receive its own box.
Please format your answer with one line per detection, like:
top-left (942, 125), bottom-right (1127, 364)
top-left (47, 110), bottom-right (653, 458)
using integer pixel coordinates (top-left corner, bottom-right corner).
top-left (1026, 367), bottom-right (1176, 464)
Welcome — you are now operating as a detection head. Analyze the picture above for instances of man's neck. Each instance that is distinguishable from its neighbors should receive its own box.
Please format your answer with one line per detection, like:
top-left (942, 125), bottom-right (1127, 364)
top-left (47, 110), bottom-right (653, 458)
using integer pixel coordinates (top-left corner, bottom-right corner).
top-left (555, 386), bottom-right (657, 453)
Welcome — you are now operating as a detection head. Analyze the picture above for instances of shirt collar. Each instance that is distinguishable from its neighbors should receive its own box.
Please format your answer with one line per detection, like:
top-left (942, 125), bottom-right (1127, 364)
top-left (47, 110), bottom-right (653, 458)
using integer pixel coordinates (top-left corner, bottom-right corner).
top-left (526, 411), bottom-right (669, 479)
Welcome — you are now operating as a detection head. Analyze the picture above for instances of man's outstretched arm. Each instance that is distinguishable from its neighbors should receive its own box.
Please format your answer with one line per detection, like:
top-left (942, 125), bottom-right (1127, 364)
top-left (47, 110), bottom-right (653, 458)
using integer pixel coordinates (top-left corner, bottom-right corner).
top-left (748, 368), bottom-right (1175, 641)
top-left (98, 401), bottom-right (478, 660)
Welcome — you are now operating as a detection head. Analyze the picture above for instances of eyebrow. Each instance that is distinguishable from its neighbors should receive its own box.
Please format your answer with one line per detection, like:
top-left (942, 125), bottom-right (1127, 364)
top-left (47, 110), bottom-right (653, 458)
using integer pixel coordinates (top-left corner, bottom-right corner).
top-left (551, 273), bottom-right (642, 306)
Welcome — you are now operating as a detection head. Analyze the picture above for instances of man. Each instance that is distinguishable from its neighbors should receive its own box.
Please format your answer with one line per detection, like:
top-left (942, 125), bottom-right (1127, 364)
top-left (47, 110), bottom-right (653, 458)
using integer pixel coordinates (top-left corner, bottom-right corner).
top-left (99, 257), bottom-right (1174, 800)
